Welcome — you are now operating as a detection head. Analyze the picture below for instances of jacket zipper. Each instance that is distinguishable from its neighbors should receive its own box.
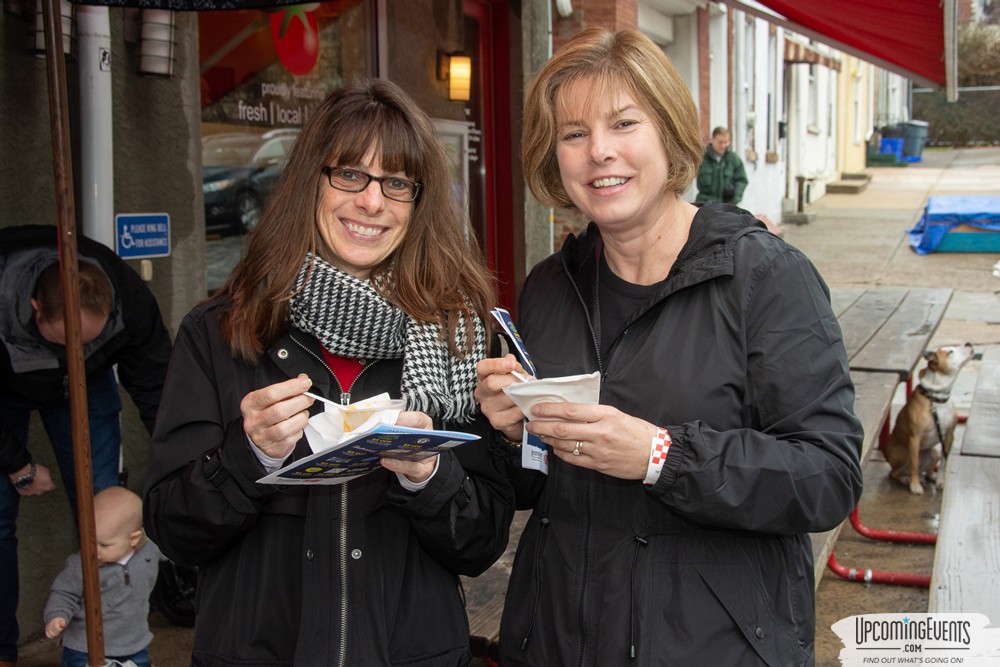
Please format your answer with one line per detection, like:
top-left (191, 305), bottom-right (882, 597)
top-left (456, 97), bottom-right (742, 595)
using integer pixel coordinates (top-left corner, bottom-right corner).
top-left (628, 535), bottom-right (649, 660)
top-left (562, 248), bottom-right (640, 665)
top-left (289, 334), bottom-right (375, 666)
top-left (518, 516), bottom-right (551, 651)
top-left (337, 486), bottom-right (348, 667)
top-left (289, 334), bottom-right (375, 405)
top-left (562, 260), bottom-right (604, 375)
top-left (559, 253), bottom-right (604, 666)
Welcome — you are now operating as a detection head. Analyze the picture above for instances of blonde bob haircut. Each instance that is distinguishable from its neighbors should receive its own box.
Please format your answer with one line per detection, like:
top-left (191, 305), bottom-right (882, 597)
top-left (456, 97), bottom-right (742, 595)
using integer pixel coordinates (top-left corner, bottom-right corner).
top-left (522, 27), bottom-right (703, 210)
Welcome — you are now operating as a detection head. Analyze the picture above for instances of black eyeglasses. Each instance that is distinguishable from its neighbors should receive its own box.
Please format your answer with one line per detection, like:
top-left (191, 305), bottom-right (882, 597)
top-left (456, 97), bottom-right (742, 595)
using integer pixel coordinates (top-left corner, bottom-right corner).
top-left (321, 166), bottom-right (423, 203)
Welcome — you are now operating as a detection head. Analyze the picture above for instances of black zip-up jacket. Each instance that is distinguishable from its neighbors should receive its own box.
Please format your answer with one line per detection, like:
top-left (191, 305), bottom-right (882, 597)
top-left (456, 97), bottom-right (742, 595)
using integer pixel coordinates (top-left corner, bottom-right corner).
top-left (496, 205), bottom-right (863, 666)
top-left (0, 224), bottom-right (171, 474)
top-left (144, 298), bottom-right (514, 666)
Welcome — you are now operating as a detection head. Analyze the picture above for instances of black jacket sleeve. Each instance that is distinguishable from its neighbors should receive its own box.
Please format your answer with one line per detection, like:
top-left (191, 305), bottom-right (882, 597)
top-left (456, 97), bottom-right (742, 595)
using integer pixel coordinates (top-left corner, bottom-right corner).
top-left (143, 307), bottom-right (282, 566)
top-left (652, 245), bottom-right (864, 534)
top-left (383, 418), bottom-right (517, 577)
top-left (86, 238), bottom-right (172, 435)
top-left (1, 420), bottom-right (30, 476)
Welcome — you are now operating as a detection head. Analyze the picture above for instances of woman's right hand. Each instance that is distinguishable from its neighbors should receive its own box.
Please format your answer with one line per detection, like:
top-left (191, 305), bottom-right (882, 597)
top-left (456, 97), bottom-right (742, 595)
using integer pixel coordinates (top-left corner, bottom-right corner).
top-left (241, 374), bottom-right (316, 460)
top-left (474, 354), bottom-right (529, 442)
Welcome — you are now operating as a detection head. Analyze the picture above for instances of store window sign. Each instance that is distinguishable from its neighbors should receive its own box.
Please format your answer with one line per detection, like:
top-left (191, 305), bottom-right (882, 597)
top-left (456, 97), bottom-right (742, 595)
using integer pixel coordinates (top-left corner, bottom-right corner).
top-left (199, 1), bottom-right (369, 129)
top-left (269, 6), bottom-right (320, 76)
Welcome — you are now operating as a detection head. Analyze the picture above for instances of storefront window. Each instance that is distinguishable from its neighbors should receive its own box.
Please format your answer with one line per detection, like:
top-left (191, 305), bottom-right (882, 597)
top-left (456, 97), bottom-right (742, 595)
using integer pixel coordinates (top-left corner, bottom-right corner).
top-left (201, 0), bottom-right (374, 294)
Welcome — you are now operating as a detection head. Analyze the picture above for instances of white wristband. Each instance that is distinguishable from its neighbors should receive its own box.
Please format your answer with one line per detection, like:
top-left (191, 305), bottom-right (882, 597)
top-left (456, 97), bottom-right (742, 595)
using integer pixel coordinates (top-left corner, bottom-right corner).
top-left (643, 427), bottom-right (671, 486)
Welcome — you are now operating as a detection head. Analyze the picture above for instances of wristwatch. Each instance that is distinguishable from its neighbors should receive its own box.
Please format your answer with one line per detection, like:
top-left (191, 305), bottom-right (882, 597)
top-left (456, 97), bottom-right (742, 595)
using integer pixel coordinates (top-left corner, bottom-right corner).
top-left (12, 463), bottom-right (36, 489)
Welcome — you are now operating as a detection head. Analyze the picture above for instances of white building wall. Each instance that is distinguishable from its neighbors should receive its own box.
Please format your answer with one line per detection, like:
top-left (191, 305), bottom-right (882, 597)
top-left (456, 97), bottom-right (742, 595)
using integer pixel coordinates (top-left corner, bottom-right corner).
top-left (658, 10), bottom-right (702, 203)
top-left (785, 40), bottom-right (839, 209)
top-left (707, 3), bottom-right (729, 131)
top-left (874, 69), bottom-right (911, 128)
top-left (729, 9), bottom-right (786, 222)
top-left (659, 12), bottom-right (700, 95)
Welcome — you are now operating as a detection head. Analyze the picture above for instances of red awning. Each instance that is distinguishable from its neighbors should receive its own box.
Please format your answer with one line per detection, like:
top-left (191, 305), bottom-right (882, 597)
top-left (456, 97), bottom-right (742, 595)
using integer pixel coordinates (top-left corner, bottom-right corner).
top-left (723, 0), bottom-right (957, 100)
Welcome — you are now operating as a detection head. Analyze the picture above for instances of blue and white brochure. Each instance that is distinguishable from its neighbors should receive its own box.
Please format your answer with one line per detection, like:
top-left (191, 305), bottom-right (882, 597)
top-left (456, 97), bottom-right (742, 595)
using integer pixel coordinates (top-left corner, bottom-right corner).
top-left (490, 307), bottom-right (548, 474)
top-left (258, 422), bottom-right (478, 485)
top-left (491, 307), bottom-right (537, 376)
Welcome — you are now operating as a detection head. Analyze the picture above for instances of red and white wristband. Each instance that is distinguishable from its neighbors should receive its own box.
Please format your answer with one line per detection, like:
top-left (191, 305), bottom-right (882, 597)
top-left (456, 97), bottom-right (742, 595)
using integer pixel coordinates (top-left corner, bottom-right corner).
top-left (643, 427), bottom-right (671, 486)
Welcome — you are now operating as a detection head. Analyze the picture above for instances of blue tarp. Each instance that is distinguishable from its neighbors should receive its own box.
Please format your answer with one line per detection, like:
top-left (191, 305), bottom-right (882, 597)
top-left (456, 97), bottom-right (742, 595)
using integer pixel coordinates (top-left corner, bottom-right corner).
top-left (907, 195), bottom-right (1000, 254)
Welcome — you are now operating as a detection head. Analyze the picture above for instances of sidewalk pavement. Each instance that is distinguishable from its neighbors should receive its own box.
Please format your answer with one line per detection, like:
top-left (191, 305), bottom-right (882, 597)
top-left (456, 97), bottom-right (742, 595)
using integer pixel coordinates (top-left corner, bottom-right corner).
top-left (17, 147), bottom-right (1000, 667)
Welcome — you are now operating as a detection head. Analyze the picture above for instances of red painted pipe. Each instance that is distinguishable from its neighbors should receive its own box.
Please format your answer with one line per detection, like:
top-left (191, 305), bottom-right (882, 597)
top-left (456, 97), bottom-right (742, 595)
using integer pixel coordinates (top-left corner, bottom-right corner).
top-left (849, 507), bottom-right (937, 545)
top-left (827, 552), bottom-right (932, 587)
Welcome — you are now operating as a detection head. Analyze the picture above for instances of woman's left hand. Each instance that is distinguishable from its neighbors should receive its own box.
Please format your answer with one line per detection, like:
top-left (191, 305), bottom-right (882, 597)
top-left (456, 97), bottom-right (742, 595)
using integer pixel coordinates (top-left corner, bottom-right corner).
top-left (379, 410), bottom-right (438, 484)
top-left (525, 402), bottom-right (658, 480)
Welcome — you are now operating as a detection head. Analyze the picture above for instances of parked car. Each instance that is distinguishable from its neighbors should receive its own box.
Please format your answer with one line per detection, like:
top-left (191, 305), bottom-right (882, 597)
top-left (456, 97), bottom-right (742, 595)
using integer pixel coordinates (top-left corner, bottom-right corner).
top-left (202, 128), bottom-right (299, 235)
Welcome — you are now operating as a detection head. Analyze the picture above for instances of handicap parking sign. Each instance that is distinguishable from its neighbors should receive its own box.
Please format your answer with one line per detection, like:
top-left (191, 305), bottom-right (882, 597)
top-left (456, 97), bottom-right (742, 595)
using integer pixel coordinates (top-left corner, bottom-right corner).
top-left (116, 213), bottom-right (170, 259)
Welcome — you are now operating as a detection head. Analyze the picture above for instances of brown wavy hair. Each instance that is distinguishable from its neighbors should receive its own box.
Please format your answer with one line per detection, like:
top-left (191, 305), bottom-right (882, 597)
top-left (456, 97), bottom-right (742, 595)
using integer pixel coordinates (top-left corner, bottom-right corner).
top-left (218, 79), bottom-right (496, 362)
top-left (522, 27), bottom-right (703, 210)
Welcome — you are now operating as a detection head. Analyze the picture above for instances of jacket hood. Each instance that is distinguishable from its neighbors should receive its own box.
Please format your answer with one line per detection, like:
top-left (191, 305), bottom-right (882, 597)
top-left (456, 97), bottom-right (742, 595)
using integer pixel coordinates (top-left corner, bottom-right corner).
top-left (0, 245), bottom-right (124, 373)
top-left (560, 202), bottom-right (767, 287)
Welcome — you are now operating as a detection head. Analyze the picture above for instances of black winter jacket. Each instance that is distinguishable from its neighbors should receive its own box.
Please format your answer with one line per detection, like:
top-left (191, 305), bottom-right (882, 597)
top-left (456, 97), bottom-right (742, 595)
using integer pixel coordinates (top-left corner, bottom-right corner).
top-left (496, 205), bottom-right (863, 666)
top-left (0, 224), bottom-right (171, 474)
top-left (144, 298), bottom-right (514, 667)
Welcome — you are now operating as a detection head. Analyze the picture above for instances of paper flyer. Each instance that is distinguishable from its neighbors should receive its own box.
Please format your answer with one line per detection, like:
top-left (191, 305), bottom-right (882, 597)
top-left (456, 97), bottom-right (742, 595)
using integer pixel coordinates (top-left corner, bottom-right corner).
top-left (257, 422), bottom-right (479, 485)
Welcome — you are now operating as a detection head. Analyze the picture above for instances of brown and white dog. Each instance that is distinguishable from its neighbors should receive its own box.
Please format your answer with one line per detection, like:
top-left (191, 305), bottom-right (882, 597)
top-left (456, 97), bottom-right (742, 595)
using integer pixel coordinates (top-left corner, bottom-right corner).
top-left (886, 343), bottom-right (975, 494)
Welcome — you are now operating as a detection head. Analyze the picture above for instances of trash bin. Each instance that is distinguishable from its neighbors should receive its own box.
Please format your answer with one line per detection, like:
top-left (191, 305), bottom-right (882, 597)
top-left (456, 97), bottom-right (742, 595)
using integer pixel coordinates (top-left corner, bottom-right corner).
top-left (880, 123), bottom-right (906, 139)
top-left (880, 137), bottom-right (904, 161)
top-left (903, 120), bottom-right (929, 160)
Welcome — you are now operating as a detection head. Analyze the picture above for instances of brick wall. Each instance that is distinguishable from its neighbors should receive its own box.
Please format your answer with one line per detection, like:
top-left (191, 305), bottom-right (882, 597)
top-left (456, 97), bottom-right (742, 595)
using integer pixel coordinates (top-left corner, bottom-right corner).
top-left (697, 7), bottom-right (711, 140)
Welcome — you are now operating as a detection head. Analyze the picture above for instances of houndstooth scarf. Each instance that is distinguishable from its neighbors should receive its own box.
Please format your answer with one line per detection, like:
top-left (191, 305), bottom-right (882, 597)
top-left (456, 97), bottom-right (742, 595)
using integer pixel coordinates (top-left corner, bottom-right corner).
top-left (288, 254), bottom-right (486, 422)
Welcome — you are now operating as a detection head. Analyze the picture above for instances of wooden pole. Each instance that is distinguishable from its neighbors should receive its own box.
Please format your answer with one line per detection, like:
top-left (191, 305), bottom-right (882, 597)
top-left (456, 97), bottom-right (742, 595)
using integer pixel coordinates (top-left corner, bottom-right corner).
top-left (40, 0), bottom-right (105, 664)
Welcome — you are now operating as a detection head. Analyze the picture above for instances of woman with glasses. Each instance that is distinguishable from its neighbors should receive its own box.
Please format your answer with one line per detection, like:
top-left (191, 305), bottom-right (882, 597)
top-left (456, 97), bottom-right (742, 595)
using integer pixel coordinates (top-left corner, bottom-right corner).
top-left (144, 79), bottom-right (512, 666)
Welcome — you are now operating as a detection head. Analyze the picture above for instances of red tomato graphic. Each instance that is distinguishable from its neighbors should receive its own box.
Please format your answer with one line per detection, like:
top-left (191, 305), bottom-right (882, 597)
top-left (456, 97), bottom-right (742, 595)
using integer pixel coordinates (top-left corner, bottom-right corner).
top-left (269, 7), bottom-right (319, 76)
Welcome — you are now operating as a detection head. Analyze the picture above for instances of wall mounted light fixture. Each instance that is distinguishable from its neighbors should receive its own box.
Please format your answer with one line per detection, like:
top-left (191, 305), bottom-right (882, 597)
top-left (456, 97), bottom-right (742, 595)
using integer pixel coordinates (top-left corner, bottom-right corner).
top-left (139, 9), bottom-right (176, 76)
top-left (33, 0), bottom-right (75, 57)
top-left (437, 50), bottom-right (472, 102)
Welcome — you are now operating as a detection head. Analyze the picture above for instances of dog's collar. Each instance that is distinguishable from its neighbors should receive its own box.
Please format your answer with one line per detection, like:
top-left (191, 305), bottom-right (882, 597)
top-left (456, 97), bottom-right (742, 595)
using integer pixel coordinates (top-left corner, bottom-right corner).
top-left (917, 384), bottom-right (950, 404)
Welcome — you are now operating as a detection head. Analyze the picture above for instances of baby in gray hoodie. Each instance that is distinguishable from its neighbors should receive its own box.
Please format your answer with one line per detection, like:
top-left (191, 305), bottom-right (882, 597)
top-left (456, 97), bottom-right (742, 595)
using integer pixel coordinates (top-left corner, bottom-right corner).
top-left (44, 486), bottom-right (162, 667)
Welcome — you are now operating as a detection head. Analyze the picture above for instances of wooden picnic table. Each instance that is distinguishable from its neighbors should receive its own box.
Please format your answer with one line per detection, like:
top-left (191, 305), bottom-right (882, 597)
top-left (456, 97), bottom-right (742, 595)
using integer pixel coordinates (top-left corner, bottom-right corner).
top-left (957, 361), bottom-right (1000, 459)
top-left (929, 359), bottom-right (1000, 616)
top-left (810, 287), bottom-right (953, 585)
top-left (830, 286), bottom-right (953, 381)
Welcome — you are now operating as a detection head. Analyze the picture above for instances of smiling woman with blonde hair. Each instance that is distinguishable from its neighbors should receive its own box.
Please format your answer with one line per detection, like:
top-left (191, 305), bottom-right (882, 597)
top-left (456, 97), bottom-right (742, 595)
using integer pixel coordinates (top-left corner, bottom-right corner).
top-left (475, 27), bottom-right (862, 665)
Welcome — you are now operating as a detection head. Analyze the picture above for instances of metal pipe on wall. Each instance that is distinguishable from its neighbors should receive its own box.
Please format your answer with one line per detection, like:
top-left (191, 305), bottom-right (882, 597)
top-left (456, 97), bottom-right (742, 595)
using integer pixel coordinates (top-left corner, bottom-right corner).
top-left (77, 6), bottom-right (115, 249)
top-left (733, 10), bottom-right (746, 153)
